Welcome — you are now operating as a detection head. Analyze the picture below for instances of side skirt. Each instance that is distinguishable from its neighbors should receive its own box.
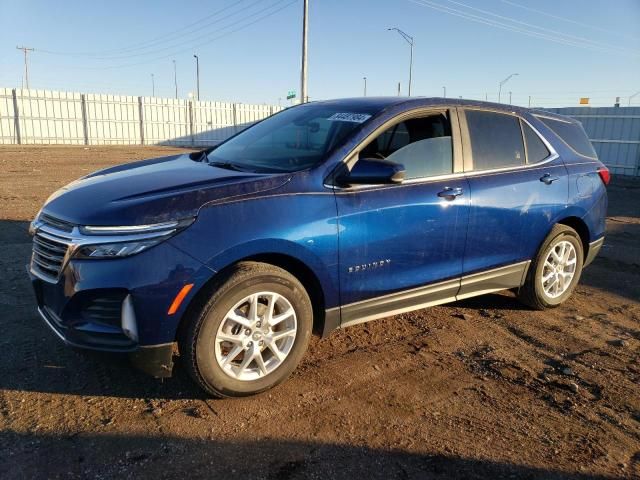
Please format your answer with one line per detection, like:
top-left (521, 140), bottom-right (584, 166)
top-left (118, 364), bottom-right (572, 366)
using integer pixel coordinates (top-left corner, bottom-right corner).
top-left (331, 260), bottom-right (530, 332)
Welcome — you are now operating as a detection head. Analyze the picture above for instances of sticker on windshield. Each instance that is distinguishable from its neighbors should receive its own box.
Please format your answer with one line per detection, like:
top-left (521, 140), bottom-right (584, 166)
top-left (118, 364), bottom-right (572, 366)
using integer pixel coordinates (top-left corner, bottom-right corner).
top-left (327, 112), bottom-right (372, 123)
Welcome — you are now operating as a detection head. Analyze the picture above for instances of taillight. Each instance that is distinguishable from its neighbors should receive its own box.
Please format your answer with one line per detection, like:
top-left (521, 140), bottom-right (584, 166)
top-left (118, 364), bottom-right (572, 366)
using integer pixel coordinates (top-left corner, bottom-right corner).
top-left (597, 166), bottom-right (610, 186)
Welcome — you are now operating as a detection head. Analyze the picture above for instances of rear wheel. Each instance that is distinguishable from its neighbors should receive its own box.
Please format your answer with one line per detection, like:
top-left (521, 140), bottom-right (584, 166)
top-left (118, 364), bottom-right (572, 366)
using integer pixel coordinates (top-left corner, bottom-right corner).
top-left (518, 224), bottom-right (584, 310)
top-left (180, 262), bottom-right (313, 397)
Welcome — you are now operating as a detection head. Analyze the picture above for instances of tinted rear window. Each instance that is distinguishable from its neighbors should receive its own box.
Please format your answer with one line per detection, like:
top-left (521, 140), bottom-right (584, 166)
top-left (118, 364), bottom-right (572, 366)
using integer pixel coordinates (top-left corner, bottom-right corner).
top-left (522, 121), bottom-right (550, 163)
top-left (539, 117), bottom-right (596, 159)
top-left (465, 110), bottom-right (525, 170)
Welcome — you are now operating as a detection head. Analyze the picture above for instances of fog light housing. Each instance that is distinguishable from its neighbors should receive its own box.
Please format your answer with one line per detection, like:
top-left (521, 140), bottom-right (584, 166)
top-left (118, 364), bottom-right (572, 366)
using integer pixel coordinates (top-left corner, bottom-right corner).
top-left (121, 295), bottom-right (138, 342)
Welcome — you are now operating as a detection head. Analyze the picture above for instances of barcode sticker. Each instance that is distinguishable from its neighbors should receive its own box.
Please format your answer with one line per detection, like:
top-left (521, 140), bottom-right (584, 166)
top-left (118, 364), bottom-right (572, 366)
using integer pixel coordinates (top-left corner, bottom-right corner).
top-left (327, 112), bottom-right (372, 123)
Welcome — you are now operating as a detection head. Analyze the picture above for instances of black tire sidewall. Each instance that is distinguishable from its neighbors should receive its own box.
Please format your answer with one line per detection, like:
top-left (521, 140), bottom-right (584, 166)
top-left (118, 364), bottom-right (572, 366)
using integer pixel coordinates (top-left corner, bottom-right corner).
top-left (194, 272), bottom-right (312, 397)
top-left (533, 230), bottom-right (584, 307)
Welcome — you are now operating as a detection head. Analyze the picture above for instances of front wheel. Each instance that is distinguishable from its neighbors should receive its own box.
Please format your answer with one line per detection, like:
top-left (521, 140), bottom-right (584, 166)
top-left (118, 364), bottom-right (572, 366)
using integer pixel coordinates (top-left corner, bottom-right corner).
top-left (180, 262), bottom-right (313, 397)
top-left (518, 224), bottom-right (584, 310)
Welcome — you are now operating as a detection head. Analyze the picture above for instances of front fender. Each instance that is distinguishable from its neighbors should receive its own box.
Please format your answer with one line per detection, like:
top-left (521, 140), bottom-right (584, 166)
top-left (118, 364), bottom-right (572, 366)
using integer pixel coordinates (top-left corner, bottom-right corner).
top-left (168, 190), bottom-right (340, 308)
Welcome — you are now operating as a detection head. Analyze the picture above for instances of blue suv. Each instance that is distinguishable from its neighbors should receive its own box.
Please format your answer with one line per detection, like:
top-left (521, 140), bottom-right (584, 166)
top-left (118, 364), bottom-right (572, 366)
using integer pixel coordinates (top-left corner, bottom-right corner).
top-left (29, 98), bottom-right (608, 397)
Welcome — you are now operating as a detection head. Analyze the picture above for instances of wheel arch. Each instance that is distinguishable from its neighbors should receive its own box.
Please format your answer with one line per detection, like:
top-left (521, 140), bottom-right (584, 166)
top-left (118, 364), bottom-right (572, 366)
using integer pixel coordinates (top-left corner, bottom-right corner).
top-left (556, 216), bottom-right (590, 260)
top-left (175, 251), bottom-right (331, 346)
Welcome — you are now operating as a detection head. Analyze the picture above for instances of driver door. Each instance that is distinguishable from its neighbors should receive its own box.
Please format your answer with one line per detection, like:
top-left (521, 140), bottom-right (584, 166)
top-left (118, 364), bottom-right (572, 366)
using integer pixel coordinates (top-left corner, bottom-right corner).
top-left (333, 109), bottom-right (470, 326)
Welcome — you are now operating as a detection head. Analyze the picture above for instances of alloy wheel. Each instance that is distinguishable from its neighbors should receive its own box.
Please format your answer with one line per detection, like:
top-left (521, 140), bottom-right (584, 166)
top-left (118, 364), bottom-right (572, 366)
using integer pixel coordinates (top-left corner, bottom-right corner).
top-left (541, 240), bottom-right (577, 299)
top-left (214, 292), bottom-right (297, 381)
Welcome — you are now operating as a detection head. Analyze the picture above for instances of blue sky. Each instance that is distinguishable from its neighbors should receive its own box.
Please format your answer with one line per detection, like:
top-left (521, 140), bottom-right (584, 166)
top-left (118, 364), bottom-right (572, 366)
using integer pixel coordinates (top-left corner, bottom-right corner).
top-left (1, 0), bottom-right (639, 107)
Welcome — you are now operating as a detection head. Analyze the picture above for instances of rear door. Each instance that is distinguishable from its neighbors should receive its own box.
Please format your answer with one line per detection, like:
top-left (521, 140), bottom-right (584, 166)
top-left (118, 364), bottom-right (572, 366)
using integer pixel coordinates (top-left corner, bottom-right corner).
top-left (333, 109), bottom-right (470, 325)
top-left (459, 108), bottom-right (568, 296)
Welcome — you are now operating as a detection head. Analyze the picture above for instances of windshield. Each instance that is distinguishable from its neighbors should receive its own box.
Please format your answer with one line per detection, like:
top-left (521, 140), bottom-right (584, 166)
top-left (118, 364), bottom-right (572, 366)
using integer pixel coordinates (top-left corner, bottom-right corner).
top-left (207, 103), bottom-right (380, 173)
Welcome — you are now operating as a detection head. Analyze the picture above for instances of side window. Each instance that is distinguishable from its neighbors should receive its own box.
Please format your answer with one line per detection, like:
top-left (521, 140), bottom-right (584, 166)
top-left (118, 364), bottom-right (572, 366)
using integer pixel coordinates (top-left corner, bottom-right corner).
top-left (539, 117), bottom-right (597, 159)
top-left (359, 113), bottom-right (453, 179)
top-left (465, 110), bottom-right (525, 170)
top-left (522, 121), bottom-right (550, 163)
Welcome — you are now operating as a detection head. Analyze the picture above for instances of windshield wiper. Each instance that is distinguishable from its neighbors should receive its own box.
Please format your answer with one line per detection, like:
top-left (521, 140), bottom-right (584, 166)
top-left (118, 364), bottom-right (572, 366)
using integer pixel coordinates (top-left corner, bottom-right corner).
top-left (208, 161), bottom-right (251, 172)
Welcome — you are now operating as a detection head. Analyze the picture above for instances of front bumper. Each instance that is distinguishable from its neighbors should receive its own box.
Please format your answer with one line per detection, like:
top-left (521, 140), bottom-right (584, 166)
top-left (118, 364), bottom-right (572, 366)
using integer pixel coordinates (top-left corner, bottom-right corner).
top-left (27, 234), bottom-right (214, 378)
top-left (36, 304), bottom-right (174, 378)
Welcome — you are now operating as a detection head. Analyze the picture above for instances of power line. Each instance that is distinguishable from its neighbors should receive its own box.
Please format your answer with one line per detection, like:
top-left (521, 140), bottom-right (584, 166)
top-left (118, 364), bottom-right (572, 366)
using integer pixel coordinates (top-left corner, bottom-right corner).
top-left (412, 0), bottom-right (637, 56)
top-left (500, 0), bottom-right (640, 43)
top-left (34, 0), bottom-right (298, 73)
top-left (409, 0), bottom-right (640, 58)
top-left (37, 0), bottom-right (252, 57)
top-left (442, 0), bottom-right (637, 55)
top-left (55, 0), bottom-right (298, 70)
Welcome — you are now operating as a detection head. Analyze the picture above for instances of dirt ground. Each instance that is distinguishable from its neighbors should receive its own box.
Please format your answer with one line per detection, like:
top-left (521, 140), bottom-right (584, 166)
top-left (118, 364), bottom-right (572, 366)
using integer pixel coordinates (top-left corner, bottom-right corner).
top-left (0, 145), bottom-right (638, 479)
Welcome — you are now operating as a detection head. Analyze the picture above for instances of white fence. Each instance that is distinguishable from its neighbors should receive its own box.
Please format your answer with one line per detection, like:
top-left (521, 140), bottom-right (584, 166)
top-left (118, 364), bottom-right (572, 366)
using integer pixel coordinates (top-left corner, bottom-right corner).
top-left (0, 88), bottom-right (283, 146)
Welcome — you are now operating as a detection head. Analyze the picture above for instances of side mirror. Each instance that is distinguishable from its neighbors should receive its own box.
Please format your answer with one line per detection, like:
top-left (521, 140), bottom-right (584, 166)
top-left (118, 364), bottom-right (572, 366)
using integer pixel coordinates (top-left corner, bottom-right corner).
top-left (336, 158), bottom-right (405, 186)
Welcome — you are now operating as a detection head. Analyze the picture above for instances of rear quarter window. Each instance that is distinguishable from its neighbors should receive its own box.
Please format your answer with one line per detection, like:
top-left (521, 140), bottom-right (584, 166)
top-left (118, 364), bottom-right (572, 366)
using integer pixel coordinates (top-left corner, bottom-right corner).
top-left (539, 117), bottom-right (597, 159)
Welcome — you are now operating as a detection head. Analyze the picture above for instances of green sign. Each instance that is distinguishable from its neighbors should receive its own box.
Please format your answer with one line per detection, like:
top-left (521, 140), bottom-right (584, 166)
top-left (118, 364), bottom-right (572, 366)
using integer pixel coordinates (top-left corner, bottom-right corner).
top-left (286, 90), bottom-right (296, 100)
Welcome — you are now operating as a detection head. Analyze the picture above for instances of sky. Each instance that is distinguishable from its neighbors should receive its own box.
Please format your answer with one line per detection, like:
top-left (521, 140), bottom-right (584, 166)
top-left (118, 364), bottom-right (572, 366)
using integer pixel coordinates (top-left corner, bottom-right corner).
top-left (1, 0), bottom-right (639, 107)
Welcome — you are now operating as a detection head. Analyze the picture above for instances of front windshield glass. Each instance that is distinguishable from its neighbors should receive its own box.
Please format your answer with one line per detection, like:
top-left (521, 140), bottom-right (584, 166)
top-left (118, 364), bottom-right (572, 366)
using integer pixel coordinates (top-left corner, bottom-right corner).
top-left (207, 103), bottom-right (380, 173)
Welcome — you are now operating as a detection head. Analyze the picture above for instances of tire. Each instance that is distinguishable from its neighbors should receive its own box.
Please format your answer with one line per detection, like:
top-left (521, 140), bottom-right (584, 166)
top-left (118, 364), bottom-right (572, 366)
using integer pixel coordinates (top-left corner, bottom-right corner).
top-left (518, 224), bottom-right (584, 310)
top-left (179, 261), bottom-right (313, 397)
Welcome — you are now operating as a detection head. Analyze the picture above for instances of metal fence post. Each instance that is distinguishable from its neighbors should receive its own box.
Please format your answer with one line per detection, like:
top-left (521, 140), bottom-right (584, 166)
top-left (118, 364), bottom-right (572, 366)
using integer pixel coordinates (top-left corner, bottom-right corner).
top-left (80, 94), bottom-right (89, 145)
top-left (188, 100), bottom-right (194, 146)
top-left (138, 96), bottom-right (145, 145)
top-left (11, 88), bottom-right (21, 145)
top-left (232, 103), bottom-right (238, 133)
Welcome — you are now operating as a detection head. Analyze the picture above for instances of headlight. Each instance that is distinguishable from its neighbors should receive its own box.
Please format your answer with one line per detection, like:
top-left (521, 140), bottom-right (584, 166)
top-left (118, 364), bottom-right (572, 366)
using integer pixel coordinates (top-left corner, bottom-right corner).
top-left (73, 218), bottom-right (194, 259)
top-left (75, 237), bottom-right (170, 259)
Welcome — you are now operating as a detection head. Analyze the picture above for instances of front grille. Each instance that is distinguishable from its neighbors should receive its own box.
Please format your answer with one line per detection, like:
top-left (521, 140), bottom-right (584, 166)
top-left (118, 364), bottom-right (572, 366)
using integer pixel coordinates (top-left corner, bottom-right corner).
top-left (40, 213), bottom-right (74, 233)
top-left (31, 231), bottom-right (70, 281)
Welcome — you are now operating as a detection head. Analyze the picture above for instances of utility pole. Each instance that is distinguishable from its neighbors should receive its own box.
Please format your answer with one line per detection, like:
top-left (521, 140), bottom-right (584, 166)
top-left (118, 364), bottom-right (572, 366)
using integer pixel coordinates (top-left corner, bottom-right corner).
top-left (363, 77), bottom-right (367, 96)
top-left (528, 95), bottom-right (532, 107)
top-left (388, 27), bottom-right (414, 96)
top-left (397, 82), bottom-right (401, 96)
top-left (485, 93), bottom-right (488, 101)
top-left (193, 54), bottom-right (200, 100)
top-left (151, 73), bottom-right (155, 97)
top-left (498, 73), bottom-right (518, 103)
top-left (16, 46), bottom-right (34, 89)
top-left (442, 86), bottom-right (446, 98)
top-left (173, 60), bottom-right (178, 99)
top-left (300, 0), bottom-right (309, 103)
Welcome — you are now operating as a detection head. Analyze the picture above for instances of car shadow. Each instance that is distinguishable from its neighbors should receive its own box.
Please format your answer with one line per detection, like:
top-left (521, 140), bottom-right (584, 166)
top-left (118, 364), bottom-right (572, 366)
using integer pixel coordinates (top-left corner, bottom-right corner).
top-left (0, 431), bottom-right (623, 479)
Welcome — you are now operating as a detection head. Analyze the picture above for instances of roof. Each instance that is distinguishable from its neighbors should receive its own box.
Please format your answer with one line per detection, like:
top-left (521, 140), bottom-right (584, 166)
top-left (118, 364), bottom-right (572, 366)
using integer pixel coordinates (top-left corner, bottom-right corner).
top-left (311, 96), bottom-right (574, 123)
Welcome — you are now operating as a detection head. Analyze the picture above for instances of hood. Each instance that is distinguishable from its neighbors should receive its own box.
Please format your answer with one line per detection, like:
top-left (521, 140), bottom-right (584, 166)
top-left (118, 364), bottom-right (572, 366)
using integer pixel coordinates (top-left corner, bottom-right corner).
top-left (41, 153), bottom-right (290, 226)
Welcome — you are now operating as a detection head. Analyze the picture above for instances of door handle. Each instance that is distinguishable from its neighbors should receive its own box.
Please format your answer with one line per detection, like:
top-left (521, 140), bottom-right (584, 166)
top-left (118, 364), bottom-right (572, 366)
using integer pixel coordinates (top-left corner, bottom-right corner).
top-left (540, 173), bottom-right (559, 185)
top-left (437, 187), bottom-right (463, 200)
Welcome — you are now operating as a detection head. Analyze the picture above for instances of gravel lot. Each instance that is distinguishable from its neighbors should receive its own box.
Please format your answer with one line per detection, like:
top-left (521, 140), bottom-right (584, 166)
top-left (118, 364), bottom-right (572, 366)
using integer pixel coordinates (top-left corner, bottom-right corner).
top-left (0, 145), bottom-right (639, 479)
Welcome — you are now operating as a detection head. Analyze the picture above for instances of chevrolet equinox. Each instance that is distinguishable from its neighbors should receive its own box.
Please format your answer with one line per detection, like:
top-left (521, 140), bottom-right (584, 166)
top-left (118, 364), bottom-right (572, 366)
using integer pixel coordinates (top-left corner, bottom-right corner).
top-left (28, 98), bottom-right (608, 397)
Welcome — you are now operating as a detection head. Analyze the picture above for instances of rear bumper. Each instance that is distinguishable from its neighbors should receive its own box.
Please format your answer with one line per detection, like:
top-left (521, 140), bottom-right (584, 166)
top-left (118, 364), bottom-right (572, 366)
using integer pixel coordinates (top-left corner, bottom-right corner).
top-left (584, 236), bottom-right (604, 268)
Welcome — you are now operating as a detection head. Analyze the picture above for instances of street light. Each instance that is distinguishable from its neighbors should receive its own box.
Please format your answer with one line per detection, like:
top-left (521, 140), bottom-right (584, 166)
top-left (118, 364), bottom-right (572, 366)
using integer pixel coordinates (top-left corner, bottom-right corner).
top-left (442, 86), bottom-right (446, 98)
top-left (498, 73), bottom-right (518, 103)
top-left (151, 73), bottom-right (155, 97)
top-left (193, 54), bottom-right (200, 101)
top-left (509, 91), bottom-right (512, 105)
top-left (388, 27), bottom-right (414, 96)
top-left (629, 91), bottom-right (640, 106)
top-left (363, 76), bottom-right (367, 96)
top-left (173, 60), bottom-right (178, 99)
